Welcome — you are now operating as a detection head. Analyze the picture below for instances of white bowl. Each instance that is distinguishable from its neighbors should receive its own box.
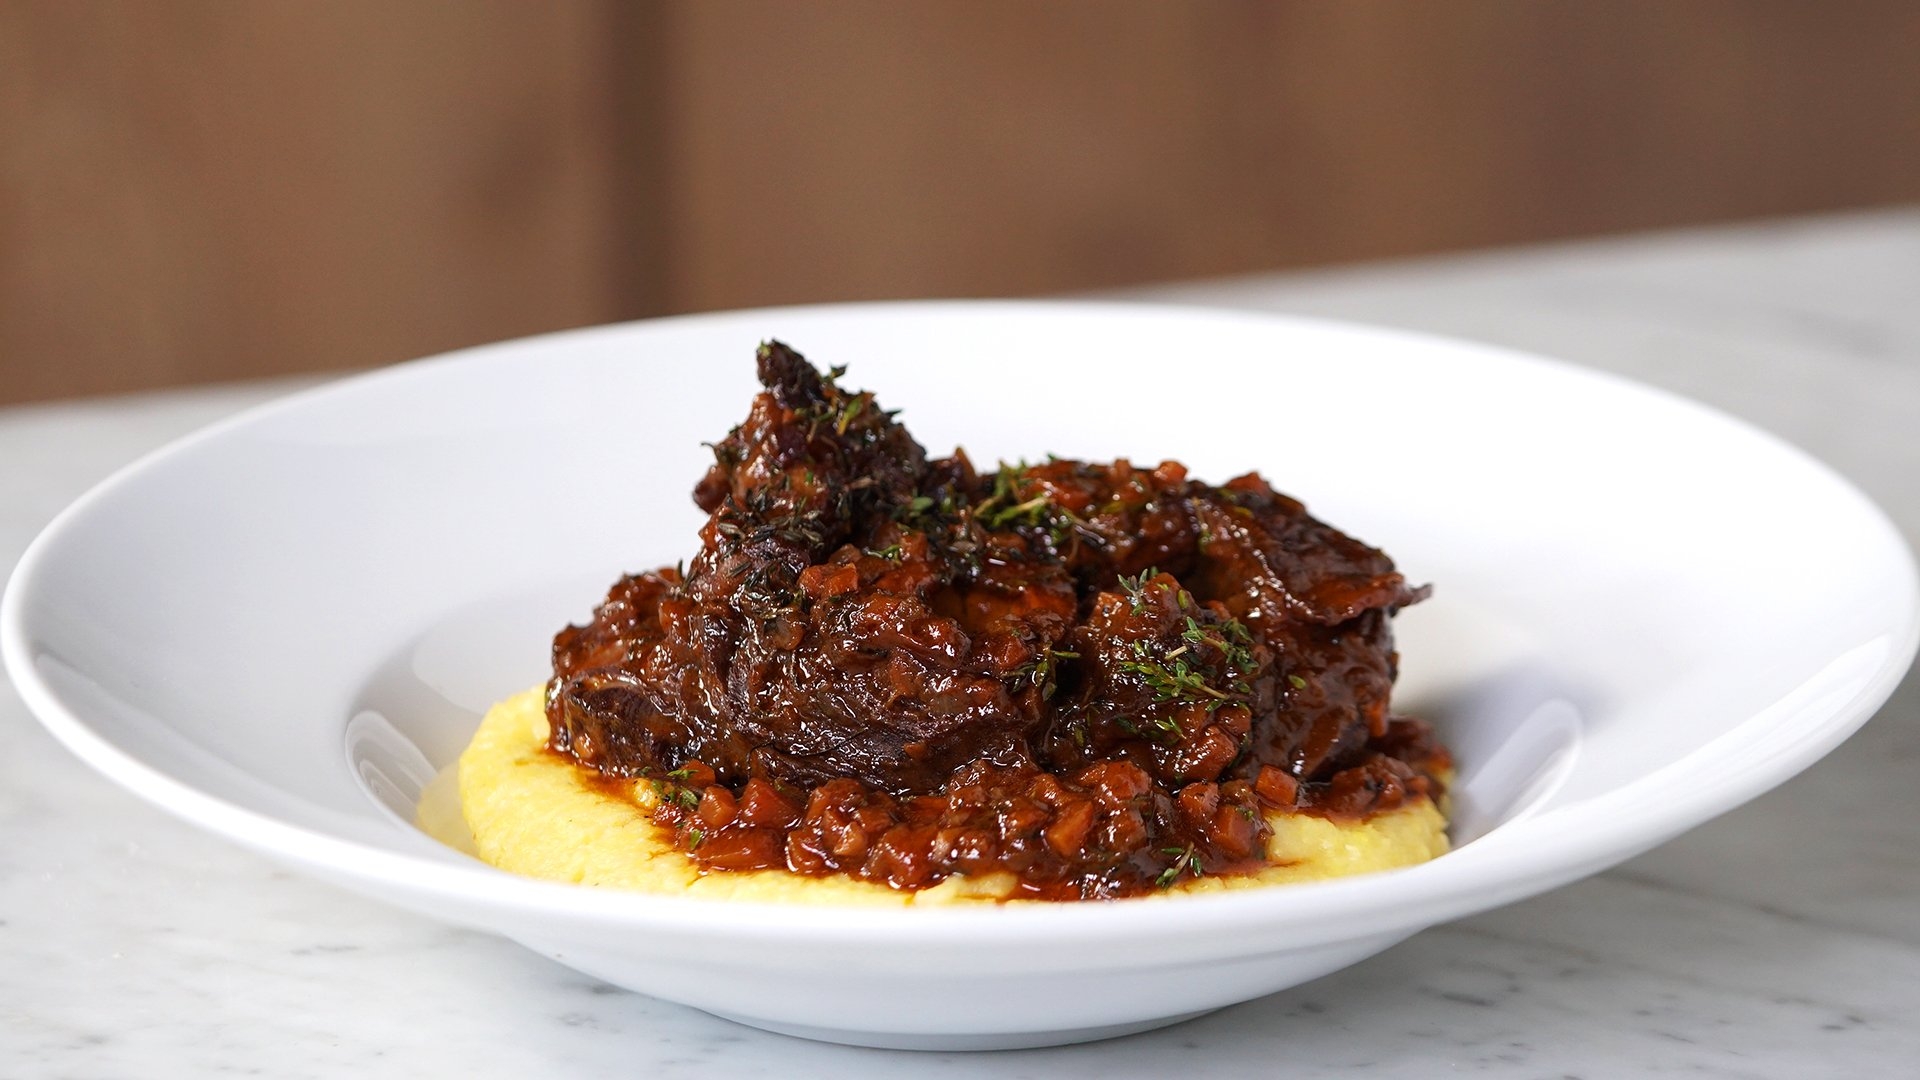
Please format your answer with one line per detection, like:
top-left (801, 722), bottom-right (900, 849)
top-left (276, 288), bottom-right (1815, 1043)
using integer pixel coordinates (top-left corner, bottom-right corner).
top-left (5, 302), bottom-right (1915, 1050)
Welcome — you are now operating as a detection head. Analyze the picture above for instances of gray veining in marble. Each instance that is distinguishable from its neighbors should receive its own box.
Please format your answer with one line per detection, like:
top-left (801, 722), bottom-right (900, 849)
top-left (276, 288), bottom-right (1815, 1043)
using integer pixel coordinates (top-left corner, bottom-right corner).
top-left (5, 209), bottom-right (1919, 1077)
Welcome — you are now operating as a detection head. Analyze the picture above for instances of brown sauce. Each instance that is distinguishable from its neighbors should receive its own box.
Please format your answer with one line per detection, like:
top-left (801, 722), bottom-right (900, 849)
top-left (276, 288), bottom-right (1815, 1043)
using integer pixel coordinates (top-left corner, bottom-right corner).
top-left (545, 342), bottom-right (1446, 900)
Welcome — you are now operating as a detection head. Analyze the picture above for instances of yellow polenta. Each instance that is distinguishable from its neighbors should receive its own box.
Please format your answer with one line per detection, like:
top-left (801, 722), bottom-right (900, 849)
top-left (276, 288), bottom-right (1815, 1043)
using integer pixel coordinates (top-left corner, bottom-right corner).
top-left (449, 687), bottom-right (1448, 904)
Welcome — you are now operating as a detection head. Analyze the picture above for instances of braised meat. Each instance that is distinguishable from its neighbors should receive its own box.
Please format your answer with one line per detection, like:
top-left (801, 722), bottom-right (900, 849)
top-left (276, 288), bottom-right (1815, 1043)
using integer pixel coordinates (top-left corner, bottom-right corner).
top-left (546, 342), bottom-right (1445, 898)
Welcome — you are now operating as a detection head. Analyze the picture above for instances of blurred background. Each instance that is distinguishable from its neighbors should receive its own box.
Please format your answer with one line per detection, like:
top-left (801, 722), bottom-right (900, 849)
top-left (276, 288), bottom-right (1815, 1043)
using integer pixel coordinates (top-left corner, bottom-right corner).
top-left (4, 0), bottom-right (1918, 405)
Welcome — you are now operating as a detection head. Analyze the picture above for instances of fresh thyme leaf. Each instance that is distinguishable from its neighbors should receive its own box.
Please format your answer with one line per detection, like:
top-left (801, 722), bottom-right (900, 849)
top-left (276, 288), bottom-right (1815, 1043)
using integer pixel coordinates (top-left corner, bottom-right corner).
top-left (1155, 844), bottom-right (1203, 888)
top-left (984, 494), bottom-right (1050, 528)
top-left (1180, 616), bottom-right (1256, 677)
top-left (1288, 674), bottom-right (1308, 690)
top-left (1014, 646), bottom-right (1081, 701)
top-left (976, 461), bottom-right (1057, 529)
top-left (1116, 567), bottom-right (1161, 614)
top-left (835, 395), bottom-right (866, 435)
top-left (894, 494), bottom-right (937, 527)
top-left (1118, 639), bottom-right (1231, 704)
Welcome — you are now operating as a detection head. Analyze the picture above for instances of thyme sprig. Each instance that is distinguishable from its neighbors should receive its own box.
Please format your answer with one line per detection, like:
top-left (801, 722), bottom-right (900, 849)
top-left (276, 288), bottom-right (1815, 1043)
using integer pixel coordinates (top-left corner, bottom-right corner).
top-left (1155, 844), bottom-right (1205, 888)
top-left (971, 462), bottom-right (1102, 550)
top-left (1115, 609), bottom-right (1257, 713)
top-left (791, 362), bottom-right (879, 441)
top-left (1116, 566), bottom-right (1161, 615)
top-left (1119, 639), bottom-right (1232, 704)
top-left (977, 462), bottom-right (1052, 529)
top-left (1013, 646), bottom-right (1082, 700)
top-left (833, 394), bottom-right (867, 435)
top-left (1181, 615), bottom-right (1255, 676)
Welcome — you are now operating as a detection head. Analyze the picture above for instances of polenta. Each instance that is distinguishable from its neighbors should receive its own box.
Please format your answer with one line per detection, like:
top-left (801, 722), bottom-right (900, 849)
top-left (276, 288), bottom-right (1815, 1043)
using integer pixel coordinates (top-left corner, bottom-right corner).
top-left (451, 687), bottom-right (1449, 904)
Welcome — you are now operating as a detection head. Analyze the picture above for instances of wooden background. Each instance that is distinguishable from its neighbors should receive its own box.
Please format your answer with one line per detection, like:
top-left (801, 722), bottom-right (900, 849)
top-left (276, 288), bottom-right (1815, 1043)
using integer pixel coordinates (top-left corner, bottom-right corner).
top-left (4, 0), bottom-right (1919, 404)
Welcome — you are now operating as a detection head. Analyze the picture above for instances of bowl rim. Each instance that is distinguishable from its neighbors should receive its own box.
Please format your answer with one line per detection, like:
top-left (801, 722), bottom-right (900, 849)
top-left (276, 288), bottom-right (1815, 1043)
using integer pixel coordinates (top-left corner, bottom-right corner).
top-left (6, 299), bottom-right (1916, 949)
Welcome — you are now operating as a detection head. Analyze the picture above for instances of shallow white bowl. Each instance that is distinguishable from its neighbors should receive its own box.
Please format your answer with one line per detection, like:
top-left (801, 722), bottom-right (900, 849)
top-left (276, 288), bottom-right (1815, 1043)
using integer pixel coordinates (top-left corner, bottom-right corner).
top-left (5, 302), bottom-right (1915, 1050)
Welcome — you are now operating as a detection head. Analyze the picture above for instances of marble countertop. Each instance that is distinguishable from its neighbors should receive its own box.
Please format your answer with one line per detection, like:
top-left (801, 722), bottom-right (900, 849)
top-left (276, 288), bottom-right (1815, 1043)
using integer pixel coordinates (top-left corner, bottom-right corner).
top-left (5, 209), bottom-right (1919, 1077)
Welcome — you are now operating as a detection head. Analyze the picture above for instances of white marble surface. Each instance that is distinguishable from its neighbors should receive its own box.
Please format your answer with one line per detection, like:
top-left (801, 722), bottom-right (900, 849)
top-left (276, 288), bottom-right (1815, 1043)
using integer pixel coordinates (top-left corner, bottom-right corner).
top-left (5, 209), bottom-right (1919, 1077)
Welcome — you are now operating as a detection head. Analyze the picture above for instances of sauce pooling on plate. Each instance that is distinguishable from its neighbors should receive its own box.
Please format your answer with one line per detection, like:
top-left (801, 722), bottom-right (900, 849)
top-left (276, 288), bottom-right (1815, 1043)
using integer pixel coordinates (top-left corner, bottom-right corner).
top-left (546, 342), bottom-right (1446, 899)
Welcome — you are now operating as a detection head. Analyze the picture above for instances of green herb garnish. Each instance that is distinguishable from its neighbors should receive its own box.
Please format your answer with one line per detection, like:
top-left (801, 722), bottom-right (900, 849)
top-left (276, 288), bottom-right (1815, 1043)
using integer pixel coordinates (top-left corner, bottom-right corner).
top-left (1013, 647), bottom-right (1081, 700)
top-left (834, 395), bottom-right (867, 435)
top-left (1116, 567), bottom-right (1161, 614)
top-left (1118, 640), bottom-right (1231, 704)
top-left (1155, 844), bottom-right (1205, 888)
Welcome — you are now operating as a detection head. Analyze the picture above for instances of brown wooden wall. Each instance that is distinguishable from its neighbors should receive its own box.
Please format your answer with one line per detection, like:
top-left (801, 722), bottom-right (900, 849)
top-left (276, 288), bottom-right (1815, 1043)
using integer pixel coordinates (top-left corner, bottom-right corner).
top-left (5, 1), bottom-right (1919, 404)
